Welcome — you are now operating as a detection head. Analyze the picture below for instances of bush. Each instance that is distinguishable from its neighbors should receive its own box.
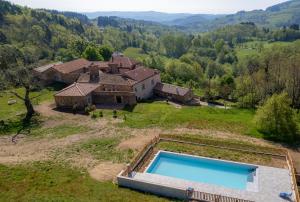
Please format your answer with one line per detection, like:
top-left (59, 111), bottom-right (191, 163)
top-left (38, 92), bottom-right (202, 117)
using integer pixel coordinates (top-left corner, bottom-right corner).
top-left (91, 112), bottom-right (98, 119)
top-left (99, 111), bottom-right (103, 118)
top-left (113, 110), bottom-right (117, 118)
top-left (254, 93), bottom-right (299, 142)
top-left (85, 105), bottom-right (96, 114)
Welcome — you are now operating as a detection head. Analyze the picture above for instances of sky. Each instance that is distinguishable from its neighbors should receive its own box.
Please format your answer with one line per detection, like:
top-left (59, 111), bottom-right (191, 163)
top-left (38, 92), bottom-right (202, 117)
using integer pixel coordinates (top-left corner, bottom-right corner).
top-left (8, 0), bottom-right (289, 14)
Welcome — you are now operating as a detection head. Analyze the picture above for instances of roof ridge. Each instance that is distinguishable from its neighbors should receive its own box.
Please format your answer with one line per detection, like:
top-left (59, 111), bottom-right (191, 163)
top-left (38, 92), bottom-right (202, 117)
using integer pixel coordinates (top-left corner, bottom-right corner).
top-left (54, 83), bottom-right (76, 95)
top-left (75, 83), bottom-right (85, 96)
top-left (162, 82), bottom-right (188, 89)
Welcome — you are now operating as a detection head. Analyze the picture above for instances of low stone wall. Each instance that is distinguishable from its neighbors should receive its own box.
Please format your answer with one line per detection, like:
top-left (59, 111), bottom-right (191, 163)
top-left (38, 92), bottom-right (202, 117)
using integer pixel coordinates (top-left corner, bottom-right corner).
top-left (117, 175), bottom-right (187, 200)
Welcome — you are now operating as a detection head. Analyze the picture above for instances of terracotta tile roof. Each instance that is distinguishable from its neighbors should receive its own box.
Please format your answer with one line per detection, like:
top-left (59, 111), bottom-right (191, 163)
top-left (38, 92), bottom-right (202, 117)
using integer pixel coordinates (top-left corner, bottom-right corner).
top-left (99, 73), bottom-right (133, 85)
top-left (123, 66), bottom-right (159, 82)
top-left (34, 62), bottom-right (62, 73)
top-left (55, 83), bottom-right (99, 97)
top-left (110, 55), bottom-right (138, 68)
top-left (90, 61), bottom-right (110, 69)
top-left (77, 73), bottom-right (91, 83)
top-left (154, 83), bottom-right (190, 97)
top-left (52, 59), bottom-right (91, 74)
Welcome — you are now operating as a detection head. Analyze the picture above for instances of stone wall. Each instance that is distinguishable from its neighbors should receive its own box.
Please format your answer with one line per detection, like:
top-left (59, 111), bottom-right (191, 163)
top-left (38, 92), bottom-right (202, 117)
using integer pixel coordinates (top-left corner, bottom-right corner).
top-left (133, 74), bottom-right (161, 100)
top-left (117, 176), bottom-right (187, 200)
top-left (55, 94), bottom-right (92, 109)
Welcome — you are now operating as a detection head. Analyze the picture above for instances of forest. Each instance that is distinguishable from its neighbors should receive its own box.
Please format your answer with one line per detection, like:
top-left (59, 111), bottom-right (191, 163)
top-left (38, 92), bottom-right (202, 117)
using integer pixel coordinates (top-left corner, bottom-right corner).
top-left (0, 0), bottom-right (300, 113)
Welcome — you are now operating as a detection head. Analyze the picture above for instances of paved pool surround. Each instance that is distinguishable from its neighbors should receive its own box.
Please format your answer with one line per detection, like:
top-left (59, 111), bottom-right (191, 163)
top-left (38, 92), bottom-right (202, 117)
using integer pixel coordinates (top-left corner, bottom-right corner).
top-left (117, 151), bottom-right (295, 202)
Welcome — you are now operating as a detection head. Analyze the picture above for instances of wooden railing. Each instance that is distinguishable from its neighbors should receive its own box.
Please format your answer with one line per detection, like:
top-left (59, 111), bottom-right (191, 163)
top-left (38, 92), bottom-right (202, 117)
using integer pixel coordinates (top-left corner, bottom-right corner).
top-left (122, 136), bottom-right (160, 177)
top-left (286, 150), bottom-right (300, 202)
top-left (188, 190), bottom-right (254, 202)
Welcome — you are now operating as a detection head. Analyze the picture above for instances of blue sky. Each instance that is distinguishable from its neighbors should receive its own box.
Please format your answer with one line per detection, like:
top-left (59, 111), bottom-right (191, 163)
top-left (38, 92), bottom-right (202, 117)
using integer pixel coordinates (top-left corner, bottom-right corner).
top-left (8, 0), bottom-right (288, 14)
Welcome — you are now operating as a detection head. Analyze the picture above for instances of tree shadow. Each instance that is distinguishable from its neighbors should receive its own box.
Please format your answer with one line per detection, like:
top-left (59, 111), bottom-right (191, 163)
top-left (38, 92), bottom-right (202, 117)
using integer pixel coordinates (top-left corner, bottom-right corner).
top-left (0, 115), bottom-right (41, 143)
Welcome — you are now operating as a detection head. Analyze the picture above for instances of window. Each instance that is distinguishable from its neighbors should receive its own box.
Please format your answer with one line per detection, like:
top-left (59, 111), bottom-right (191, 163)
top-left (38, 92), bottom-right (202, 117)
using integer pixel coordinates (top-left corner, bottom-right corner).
top-left (135, 88), bottom-right (138, 92)
top-left (142, 84), bottom-right (145, 90)
top-left (151, 79), bottom-right (154, 85)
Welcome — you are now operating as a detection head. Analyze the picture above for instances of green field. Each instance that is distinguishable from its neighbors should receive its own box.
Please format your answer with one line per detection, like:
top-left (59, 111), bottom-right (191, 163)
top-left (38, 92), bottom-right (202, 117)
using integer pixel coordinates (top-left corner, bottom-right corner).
top-left (0, 83), bottom-right (64, 120)
top-left (123, 47), bottom-right (149, 61)
top-left (106, 101), bottom-right (262, 138)
top-left (0, 162), bottom-right (170, 202)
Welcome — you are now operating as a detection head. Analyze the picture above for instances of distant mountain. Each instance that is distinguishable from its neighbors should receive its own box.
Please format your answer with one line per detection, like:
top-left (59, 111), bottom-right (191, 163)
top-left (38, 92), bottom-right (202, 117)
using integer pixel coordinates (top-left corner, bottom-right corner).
top-left (174, 0), bottom-right (300, 31)
top-left (83, 11), bottom-right (194, 23)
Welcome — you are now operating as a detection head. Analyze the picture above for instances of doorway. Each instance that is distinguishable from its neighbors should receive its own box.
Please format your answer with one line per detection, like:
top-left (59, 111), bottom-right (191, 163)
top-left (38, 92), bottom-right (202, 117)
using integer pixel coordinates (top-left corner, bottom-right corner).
top-left (116, 96), bottom-right (122, 104)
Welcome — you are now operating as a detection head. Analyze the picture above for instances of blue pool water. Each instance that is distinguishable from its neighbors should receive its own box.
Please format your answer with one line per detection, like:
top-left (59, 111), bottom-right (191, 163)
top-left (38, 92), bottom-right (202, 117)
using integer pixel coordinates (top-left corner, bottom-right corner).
top-left (146, 151), bottom-right (257, 190)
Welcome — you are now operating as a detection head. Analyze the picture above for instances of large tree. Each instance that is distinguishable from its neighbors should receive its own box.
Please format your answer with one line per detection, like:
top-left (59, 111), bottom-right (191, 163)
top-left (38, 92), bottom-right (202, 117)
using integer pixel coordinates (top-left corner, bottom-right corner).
top-left (254, 93), bottom-right (299, 142)
top-left (1, 64), bottom-right (38, 124)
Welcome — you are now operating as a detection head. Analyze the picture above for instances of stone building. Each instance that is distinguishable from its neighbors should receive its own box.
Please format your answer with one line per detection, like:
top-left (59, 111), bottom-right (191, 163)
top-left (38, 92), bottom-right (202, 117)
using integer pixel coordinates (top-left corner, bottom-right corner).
top-left (35, 54), bottom-right (193, 109)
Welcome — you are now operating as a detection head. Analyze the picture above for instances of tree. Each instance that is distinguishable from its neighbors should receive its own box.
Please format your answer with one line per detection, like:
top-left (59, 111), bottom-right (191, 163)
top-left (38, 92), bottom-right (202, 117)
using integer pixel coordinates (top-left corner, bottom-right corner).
top-left (98, 45), bottom-right (113, 61)
top-left (82, 46), bottom-right (103, 61)
top-left (1, 65), bottom-right (40, 124)
top-left (254, 93), bottom-right (299, 142)
top-left (218, 74), bottom-right (235, 108)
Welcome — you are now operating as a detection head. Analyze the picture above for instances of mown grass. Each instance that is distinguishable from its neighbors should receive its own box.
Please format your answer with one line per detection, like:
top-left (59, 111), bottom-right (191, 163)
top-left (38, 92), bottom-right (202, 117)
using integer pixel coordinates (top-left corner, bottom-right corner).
top-left (30, 124), bottom-right (91, 138)
top-left (78, 137), bottom-right (135, 163)
top-left (0, 162), bottom-right (170, 202)
top-left (113, 101), bottom-right (262, 138)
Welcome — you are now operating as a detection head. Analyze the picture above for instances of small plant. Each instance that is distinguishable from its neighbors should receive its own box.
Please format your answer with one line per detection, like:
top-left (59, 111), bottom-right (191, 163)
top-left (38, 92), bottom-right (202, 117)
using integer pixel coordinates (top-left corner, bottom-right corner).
top-left (99, 111), bottom-right (103, 118)
top-left (123, 114), bottom-right (127, 121)
top-left (113, 110), bottom-right (117, 118)
top-left (85, 104), bottom-right (96, 114)
top-left (91, 112), bottom-right (98, 119)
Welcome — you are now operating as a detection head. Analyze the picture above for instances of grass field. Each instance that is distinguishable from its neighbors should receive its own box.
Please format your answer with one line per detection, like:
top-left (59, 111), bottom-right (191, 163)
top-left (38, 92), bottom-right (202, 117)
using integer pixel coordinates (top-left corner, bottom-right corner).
top-left (103, 101), bottom-right (263, 138)
top-left (123, 47), bottom-right (149, 61)
top-left (0, 162), bottom-right (170, 202)
top-left (0, 83), bottom-right (64, 120)
top-left (78, 137), bottom-right (135, 163)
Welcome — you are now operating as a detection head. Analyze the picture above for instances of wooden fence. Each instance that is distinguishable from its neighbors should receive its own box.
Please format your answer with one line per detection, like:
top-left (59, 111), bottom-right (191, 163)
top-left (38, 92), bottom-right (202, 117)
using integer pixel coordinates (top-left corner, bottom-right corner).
top-left (122, 136), bottom-right (159, 177)
top-left (286, 151), bottom-right (300, 202)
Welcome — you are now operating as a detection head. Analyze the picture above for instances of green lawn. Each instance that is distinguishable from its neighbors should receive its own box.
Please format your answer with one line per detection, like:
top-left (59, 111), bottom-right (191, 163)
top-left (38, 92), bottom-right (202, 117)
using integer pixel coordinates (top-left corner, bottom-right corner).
top-left (123, 47), bottom-right (148, 61)
top-left (108, 101), bottom-right (262, 138)
top-left (31, 124), bottom-right (91, 139)
top-left (0, 83), bottom-right (63, 120)
top-left (78, 137), bottom-right (134, 163)
top-left (0, 162), bottom-right (170, 202)
top-left (0, 83), bottom-right (65, 135)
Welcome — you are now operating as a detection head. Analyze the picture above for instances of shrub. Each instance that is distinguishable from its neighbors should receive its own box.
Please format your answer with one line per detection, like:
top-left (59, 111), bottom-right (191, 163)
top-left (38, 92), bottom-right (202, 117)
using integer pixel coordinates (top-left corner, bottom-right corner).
top-left (91, 112), bottom-right (98, 119)
top-left (113, 110), bottom-right (117, 118)
top-left (85, 105), bottom-right (96, 114)
top-left (99, 111), bottom-right (103, 118)
top-left (254, 93), bottom-right (299, 142)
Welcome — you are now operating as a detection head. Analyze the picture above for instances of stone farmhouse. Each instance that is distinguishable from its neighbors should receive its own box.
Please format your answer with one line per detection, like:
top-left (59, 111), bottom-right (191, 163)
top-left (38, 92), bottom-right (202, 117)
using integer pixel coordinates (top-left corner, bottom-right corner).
top-left (34, 53), bottom-right (193, 109)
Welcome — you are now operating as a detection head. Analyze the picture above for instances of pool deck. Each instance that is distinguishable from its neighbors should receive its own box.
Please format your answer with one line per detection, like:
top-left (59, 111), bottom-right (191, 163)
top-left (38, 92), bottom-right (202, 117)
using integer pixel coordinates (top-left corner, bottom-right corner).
top-left (131, 163), bottom-right (294, 202)
top-left (119, 151), bottom-right (295, 202)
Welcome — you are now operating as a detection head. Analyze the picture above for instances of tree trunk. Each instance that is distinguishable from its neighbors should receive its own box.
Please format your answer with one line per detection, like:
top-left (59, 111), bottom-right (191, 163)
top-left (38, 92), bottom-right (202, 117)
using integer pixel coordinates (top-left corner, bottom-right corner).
top-left (23, 87), bottom-right (35, 123)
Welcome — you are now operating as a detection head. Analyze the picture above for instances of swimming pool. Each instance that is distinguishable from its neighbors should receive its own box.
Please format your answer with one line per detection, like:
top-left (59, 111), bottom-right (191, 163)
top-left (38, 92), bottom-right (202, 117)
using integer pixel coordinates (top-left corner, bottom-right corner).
top-left (146, 151), bottom-right (258, 190)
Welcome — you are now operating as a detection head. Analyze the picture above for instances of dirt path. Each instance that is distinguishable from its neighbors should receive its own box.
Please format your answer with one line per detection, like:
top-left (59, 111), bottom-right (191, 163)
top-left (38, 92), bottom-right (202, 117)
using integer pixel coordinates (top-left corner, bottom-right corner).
top-left (88, 162), bottom-right (125, 181)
